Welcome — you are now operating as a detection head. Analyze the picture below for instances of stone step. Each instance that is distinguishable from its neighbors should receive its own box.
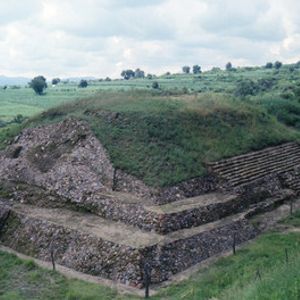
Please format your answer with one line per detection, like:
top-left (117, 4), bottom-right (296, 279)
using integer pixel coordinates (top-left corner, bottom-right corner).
top-left (4, 180), bottom-right (294, 235)
top-left (145, 193), bottom-right (241, 234)
top-left (209, 142), bottom-right (299, 169)
top-left (0, 192), bottom-right (294, 287)
top-left (214, 150), bottom-right (300, 178)
top-left (220, 161), bottom-right (300, 186)
top-left (0, 201), bottom-right (257, 287)
top-left (284, 177), bottom-right (300, 193)
top-left (212, 149), bottom-right (300, 177)
top-left (228, 161), bottom-right (300, 186)
top-left (145, 189), bottom-right (293, 234)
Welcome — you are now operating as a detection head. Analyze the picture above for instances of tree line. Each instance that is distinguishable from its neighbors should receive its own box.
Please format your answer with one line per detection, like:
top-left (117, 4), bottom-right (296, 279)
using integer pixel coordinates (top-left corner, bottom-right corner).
top-left (28, 60), bottom-right (293, 95)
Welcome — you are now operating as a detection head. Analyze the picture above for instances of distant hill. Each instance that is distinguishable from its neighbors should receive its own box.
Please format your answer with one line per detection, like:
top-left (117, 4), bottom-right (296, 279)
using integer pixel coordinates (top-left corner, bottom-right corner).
top-left (0, 75), bottom-right (30, 86)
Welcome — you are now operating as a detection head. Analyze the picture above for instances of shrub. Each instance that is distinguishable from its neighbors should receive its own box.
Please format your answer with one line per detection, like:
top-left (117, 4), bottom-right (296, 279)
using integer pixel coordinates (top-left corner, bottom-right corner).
top-left (52, 78), bottom-right (61, 85)
top-left (13, 114), bottom-right (25, 124)
top-left (182, 66), bottom-right (190, 74)
top-left (257, 78), bottom-right (275, 91)
top-left (265, 62), bottom-right (273, 69)
top-left (121, 69), bottom-right (135, 80)
top-left (134, 68), bottom-right (145, 79)
top-left (192, 65), bottom-right (201, 74)
top-left (274, 61), bottom-right (283, 69)
top-left (29, 76), bottom-right (47, 95)
top-left (226, 62), bottom-right (233, 71)
top-left (152, 81), bottom-right (160, 89)
top-left (235, 79), bottom-right (259, 97)
top-left (78, 80), bottom-right (88, 88)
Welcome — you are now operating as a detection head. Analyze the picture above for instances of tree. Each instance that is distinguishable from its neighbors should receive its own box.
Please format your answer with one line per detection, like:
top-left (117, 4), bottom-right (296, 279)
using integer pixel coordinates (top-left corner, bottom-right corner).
top-left (121, 69), bottom-right (135, 80)
top-left (265, 62), bottom-right (273, 69)
top-left (52, 78), bottom-right (61, 85)
top-left (105, 77), bottom-right (111, 81)
top-left (146, 74), bottom-right (153, 80)
top-left (274, 61), bottom-right (282, 69)
top-left (78, 79), bottom-right (88, 88)
top-left (182, 66), bottom-right (190, 74)
top-left (192, 65), bottom-right (201, 74)
top-left (226, 62), bottom-right (233, 71)
top-left (152, 81), bottom-right (160, 89)
top-left (134, 68), bottom-right (145, 79)
top-left (30, 76), bottom-right (47, 95)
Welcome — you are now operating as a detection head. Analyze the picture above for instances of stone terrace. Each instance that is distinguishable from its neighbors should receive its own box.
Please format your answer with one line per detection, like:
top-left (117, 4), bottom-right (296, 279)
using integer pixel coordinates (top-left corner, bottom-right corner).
top-left (0, 119), bottom-right (300, 288)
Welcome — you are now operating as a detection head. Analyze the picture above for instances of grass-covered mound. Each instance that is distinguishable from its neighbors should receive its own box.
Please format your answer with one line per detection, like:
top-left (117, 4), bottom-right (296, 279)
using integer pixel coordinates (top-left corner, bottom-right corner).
top-left (7, 90), bottom-right (297, 187)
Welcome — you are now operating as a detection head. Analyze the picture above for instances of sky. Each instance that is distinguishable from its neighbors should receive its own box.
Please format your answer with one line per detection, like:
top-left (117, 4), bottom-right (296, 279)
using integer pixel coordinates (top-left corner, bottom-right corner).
top-left (1, 0), bottom-right (300, 79)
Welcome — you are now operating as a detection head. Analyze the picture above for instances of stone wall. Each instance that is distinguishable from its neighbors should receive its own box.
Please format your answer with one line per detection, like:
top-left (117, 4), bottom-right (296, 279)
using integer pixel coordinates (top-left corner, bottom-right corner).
top-left (0, 206), bottom-right (143, 287)
top-left (148, 218), bottom-right (258, 283)
top-left (0, 202), bottom-right (259, 286)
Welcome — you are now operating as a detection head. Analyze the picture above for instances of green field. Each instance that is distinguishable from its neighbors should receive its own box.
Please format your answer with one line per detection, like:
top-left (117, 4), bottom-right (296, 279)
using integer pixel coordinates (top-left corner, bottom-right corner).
top-left (0, 212), bottom-right (299, 300)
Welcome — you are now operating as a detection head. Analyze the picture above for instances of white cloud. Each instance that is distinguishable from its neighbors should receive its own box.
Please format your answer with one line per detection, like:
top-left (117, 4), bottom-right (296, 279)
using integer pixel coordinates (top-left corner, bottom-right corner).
top-left (0, 0), bottom-right (300, 78)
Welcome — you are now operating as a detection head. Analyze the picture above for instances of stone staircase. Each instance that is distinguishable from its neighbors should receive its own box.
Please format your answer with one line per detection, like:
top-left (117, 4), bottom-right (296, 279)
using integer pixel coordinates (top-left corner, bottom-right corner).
top-left (208, 142), bottom-right (300, 187)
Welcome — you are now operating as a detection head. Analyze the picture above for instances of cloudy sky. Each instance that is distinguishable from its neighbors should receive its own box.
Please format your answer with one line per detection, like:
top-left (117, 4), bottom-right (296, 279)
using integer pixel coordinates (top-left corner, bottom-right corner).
top-left (1, 0), bottom-right (300, 78)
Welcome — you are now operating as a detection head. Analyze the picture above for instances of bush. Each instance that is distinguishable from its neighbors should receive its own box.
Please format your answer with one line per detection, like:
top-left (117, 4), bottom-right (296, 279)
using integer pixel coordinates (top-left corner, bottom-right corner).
top-left (235, 79), bottom-right (259, 97)
top-left (274, 61), bottom-right (282, 69)
top-left (29, 76), bottom-right (47, 95)
top-left (121, 69), bottom-right (135, 80)
top-left (265, 62), bottom-right (273, 69)
top-left (134, 68), bottom-right (145, 79)
top-left (192, 65), bottom-right (201, 74)
top-left (257, 78), bottom-right (275, 91)
top-left (226, 62), bottom-right (233, 71)
top-left (182, 66), bottom-right (190, 74)
top-left (152, 81), bottom-right (160, 89)
top-left (13, 114), bottom-right (25, 124)
top-left (52, 78), bottom-right (61, 85)
top-left (78, 79), bottom-right (88, 88)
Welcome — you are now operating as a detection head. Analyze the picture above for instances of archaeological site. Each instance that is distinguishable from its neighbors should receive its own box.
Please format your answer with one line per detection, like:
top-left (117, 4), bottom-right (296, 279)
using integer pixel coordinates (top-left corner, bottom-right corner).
top-left (0, 118), bottom-right (300, 288)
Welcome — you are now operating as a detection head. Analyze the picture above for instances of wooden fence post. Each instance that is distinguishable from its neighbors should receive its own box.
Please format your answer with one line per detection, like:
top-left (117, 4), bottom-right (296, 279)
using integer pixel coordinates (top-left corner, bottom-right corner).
top-left (233, 232), bottom-right (236, 255)
top-left (50, 245), bottom-right (56, 271)
top-left (285, 248), bottom-right (289, 264)
top-left (144, 262), bottom-right (151, 299)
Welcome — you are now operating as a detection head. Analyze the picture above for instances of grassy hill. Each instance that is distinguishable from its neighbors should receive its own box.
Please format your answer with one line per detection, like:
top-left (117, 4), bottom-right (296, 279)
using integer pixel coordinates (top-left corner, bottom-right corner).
top-left (1, 63), bottom-right (300, 186)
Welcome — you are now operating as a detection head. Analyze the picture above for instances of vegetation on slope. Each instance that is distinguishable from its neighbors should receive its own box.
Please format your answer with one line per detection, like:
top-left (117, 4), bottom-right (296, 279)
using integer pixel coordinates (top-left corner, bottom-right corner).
top-left (0, 212), bottom-right (300, 300)
top-left (16, 91), bottom-right (298, 187)
top-left (1, 63), bottom-right (300, 186)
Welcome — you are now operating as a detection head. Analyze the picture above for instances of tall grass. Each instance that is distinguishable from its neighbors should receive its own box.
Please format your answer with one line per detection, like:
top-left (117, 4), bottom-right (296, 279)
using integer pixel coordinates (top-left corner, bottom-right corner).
top-left (22, 91), bottom-right (300, 187)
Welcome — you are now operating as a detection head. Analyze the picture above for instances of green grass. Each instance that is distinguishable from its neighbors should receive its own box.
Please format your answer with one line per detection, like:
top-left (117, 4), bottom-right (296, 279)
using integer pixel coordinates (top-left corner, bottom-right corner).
top-left (21, 91), bottom-right (300, 187)
top-left (0, 251), bottom-right (120, 300)
top-left (1, 231), bottom-right (300, 299)
top-left (282, 210), bottom-right (300, 227)
top-left (2, 64), bottom-right (300, 186)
